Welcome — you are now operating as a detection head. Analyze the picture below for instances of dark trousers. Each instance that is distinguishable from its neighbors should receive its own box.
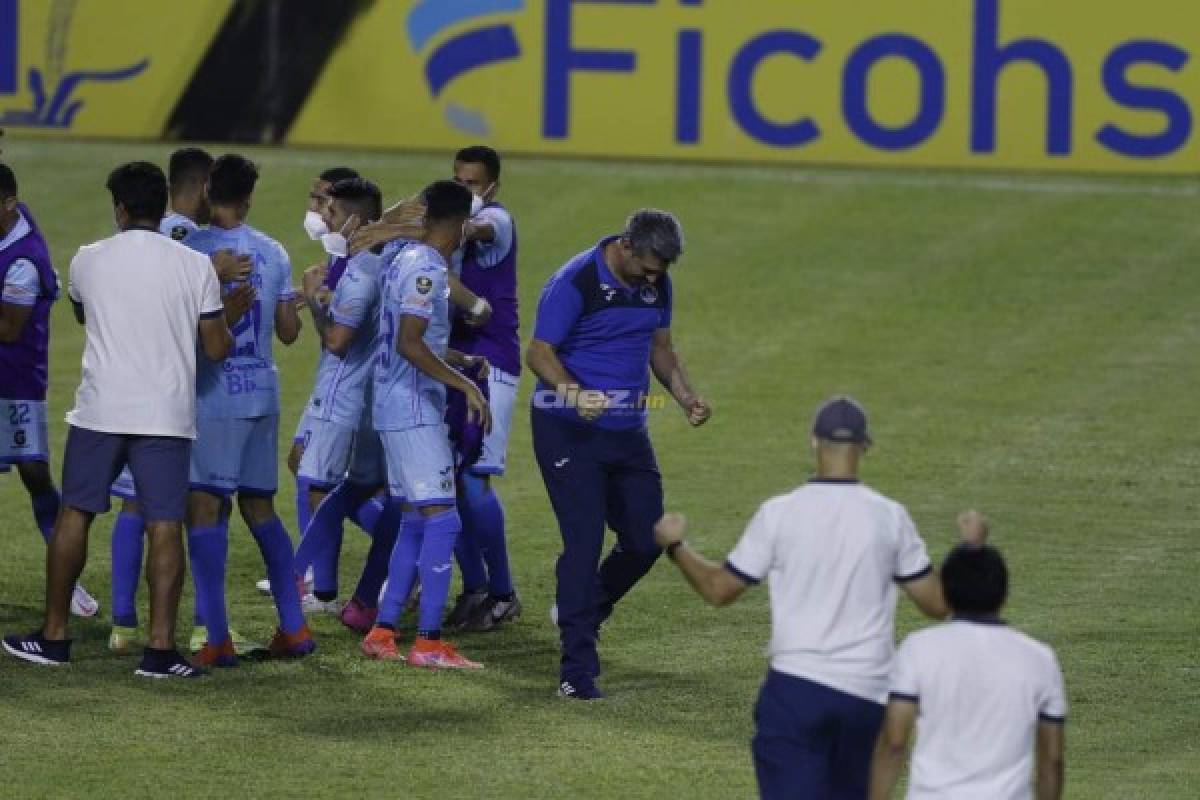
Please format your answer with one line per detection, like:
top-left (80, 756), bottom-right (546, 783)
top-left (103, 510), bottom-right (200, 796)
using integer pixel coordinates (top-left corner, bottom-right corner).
top-left (532, 409), bottom-right (663, 682)
top-left (753, 670), bottom-right (885, 800)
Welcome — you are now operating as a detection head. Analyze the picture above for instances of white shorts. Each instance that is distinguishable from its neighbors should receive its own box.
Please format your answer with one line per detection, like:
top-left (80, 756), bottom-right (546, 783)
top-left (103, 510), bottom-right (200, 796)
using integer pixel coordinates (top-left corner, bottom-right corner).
top-left (296, 417), bottom-right (355, 488)
top-left (472, 367), bottom-right (517, 476)
top-left (0, 398), bottom-right (49, 464)
top-left (379, 425), bottom-right (455, 507)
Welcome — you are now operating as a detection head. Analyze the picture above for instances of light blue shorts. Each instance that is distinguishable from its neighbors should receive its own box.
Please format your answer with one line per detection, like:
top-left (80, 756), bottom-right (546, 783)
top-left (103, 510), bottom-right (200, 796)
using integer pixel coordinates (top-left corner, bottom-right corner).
top-left (111, 466), bottom-right (137, 500)
top-left (297, 417), bottom-right (355, 488)
top-left (472, 367), bottom-right (518, 476)
top-left (190, 414), bottom-right (279, 496)
top-left (0, 398), bottom-right (49, 464)
top-left (293, 411), bottom-right (317, 445)
top-left (379, 424), bottom-right (455, 507)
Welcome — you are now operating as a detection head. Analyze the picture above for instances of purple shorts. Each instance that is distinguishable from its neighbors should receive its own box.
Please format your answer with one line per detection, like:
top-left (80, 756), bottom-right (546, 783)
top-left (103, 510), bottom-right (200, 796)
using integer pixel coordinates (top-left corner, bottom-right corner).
top-left (61, 426), bottom-right (191, 523)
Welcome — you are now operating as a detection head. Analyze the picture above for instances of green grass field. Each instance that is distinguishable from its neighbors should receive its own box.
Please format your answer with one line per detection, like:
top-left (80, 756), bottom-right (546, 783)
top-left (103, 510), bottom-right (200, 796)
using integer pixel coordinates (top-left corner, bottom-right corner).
top-left (0, 138), bottom-right (1198, 799)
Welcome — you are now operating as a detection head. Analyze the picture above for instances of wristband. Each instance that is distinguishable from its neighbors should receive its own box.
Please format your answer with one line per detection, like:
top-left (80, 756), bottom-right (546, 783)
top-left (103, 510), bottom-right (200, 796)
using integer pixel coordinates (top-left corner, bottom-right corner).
top-left (471, 297), bottom-right (489, 316)
top-left (665, 540), bottom-right (685, 561)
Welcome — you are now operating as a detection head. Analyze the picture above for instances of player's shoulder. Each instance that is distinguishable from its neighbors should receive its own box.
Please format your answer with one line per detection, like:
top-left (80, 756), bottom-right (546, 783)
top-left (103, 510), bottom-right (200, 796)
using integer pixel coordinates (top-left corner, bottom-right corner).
top-left (1002, 626), bottom-right (1061, 668)
top-left (480, 203), bottom-right (514, 227)
top-left (245, 225), bottom-right (288, 256)
top-left (401, 243), bottom-right (447, 274)
top-left (546, 246), bottom-right (595, 287)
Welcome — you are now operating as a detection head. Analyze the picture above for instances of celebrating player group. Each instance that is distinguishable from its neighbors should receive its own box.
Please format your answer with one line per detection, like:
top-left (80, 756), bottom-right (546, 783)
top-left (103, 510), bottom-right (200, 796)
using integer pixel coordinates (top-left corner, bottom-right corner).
top-left (0, 145), bottom-right (705, 684)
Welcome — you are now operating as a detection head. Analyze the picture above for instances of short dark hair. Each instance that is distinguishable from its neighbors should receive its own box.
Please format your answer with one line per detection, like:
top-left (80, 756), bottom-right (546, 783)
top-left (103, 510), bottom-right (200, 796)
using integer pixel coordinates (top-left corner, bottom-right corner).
top-left (328, 178), bottom-right (382, 223)
top-left (454, 145), bottom-right (501, 181)
top-left (0, 163), bottom-right (16, 200)
top-left (941, 544), bottom-right (1009, 616)
top-left (624, 208), bottom-right (684, 264)
top-left (319, 166), bottom-right (359, 185)
top-left (420, 179), bottom-right (472, 223)
top-left (167, 147), bottom-right (213, 191)
top-left (208, 154), bottom-right (259, 206)
top-left (105, 161), bottom-right (168, 222)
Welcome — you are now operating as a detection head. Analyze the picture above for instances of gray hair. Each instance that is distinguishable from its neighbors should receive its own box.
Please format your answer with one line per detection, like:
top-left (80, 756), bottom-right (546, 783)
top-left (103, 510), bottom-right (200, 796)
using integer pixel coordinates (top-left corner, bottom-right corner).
top-left (623, 208), bottom-right (684, 264)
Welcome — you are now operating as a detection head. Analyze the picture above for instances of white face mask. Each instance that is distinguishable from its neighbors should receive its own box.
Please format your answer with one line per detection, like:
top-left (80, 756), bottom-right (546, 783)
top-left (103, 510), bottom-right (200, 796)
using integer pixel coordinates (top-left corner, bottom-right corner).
top-left (303, 210), bottom-right (329, 240)
top-left (320, 231), bottom-right (348, 257)
top-left (469, 182), bottom-right (495, 217)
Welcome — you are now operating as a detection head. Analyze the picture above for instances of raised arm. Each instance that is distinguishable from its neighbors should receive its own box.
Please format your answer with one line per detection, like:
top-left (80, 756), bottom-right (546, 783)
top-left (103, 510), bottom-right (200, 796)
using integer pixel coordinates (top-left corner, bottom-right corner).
top-left (650, 328), bottom-right (710, 426)
top-left (653, 513), bottom-right (751, 607)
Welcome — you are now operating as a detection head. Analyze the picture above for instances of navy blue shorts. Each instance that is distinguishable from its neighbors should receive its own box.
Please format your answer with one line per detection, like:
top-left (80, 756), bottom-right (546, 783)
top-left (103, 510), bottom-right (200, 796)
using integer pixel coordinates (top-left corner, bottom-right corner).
top-left (752, 670), bottom-right (885, 800)
top-left (61, 426), bottom-right (191, 523)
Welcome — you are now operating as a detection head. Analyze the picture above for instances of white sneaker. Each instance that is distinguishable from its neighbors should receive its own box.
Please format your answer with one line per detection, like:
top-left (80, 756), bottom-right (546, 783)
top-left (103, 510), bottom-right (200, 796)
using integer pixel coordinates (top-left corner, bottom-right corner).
top-left (259, 567), bottom-right (314, 596)
top-left (549, 603), bottom-right (558, 626)
top-left (301, 593), bottom-right (340, 614)
top-left (70, 584), bottom-right (99, 618)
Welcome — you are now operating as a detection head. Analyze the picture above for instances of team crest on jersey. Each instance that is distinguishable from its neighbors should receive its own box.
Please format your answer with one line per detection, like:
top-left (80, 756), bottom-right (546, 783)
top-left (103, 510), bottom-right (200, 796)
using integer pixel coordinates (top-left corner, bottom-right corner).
top-left (639, 284), bottom-right (658, 304)
top-left (416, 275), bottom-right (433, 294)
top-left (170, 225), bottom-right (190, 241)
top-left (599, 283), bottom-right (617, 302)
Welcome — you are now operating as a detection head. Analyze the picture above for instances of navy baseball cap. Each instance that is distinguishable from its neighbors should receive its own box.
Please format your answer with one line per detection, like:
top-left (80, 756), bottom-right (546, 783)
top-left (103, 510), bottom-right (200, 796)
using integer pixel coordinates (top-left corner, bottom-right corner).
top-left (812, 395), bottom-right (871, 445)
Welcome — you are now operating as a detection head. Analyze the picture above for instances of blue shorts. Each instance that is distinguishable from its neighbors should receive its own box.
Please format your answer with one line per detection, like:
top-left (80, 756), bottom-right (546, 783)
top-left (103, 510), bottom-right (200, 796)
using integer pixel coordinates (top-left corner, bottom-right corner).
top-left (752, 670), bottom-right (884, 800)
top-left (296, 417), bottom-right (355, 489)
top-left (190, 415), bottom-right (279, 497)
top-left (379, 425), bottom-right (455, 507)
top-left (60, 425), bottom-right (191, 523)
top-left (111, 466), bottom-right (137, 500)
top-left (472, 368), bottom-right (517, 476)
top-left (0, 398), bottom-right (49, 464)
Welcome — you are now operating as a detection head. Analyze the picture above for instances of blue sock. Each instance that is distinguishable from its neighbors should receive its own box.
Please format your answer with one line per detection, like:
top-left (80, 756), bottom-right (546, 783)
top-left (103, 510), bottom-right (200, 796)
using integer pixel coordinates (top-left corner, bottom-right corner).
top-left (250, 516), bottom-right (306, 635)
top-left (454, 515), bottom-right (489, 594)
top-left (294, 483), bottom-right (348, 594)
top-left (188, 524), bottom-right (229, 645)
top-left (110, 511), bottom-right (144, 628)
top-left (462, 475), bottom-right (514, 597)
top-left (295, 476), bottom-right (313, 543)
top-left (377, 510), bottom-right (424, 628)
top-left (30, 487), bottom-right (60, 543)
top-left (417, 508), bottom-right (463, 637)
top-left (354, 498), bottom-right (402, 607)
top-left (351, 492), bottom-right (386, 537)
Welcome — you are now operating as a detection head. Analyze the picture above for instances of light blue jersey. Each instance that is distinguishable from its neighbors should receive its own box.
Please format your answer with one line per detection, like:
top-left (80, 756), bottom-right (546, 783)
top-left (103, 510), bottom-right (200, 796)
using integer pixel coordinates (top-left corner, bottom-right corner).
top-left (160, 211), bottom-right (199, 242)
top-left (306, 250), bottom-right (383, 427)
top-left (186, 224), bottom-right (294, 420)
top-left (373, 242), bottom-right (451, 431)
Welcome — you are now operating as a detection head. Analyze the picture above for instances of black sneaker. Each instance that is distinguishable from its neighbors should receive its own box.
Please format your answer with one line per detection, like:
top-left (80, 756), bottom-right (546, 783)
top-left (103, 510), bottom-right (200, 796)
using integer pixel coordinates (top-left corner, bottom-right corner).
top-left (2, 631), bottom-right (70, 666)
top-left (444, 588), bottom-right (488, 630)
top-left (558, 677), bottom-right (606, 701)
top-left (463, 592), bottom-right (523, 632)
top-left (134, 647), bottom-right (208, 679)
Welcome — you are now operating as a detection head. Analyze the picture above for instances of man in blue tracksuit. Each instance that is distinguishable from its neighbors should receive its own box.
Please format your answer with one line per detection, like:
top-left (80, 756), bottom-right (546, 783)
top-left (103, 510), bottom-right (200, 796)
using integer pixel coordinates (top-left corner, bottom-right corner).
top-left (526, 208), bottom-right (711, 700)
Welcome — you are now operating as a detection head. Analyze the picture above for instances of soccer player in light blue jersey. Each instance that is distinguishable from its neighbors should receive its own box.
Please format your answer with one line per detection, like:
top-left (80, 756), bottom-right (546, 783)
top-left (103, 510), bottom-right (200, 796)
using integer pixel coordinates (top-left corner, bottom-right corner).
top-left (291, 178), bottom-right (401, 625)
top-left (183, 154), bottom-right (312, 667)
top-left (361, 180), bottom-right (491, 669)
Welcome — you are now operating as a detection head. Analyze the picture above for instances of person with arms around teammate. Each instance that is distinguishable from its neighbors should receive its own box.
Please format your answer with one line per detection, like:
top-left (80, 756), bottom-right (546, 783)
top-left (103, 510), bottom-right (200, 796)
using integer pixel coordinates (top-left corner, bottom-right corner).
top-left (2, 161), bottom-right (232, 678)
top-left (654, 396), bottom-right (982, 798)
top-left (0, 162), bottom-right (99, 618)
top-left (360, 180), bottom-right (491, 668)
top-left (184, 154), bottom-right (312, 667)
top-left (869, 537), bottom-right (1066, 800)
top-left (527, 208), bottom-right (711, 700)
top-left (444, 145), bottom-right (523, 632)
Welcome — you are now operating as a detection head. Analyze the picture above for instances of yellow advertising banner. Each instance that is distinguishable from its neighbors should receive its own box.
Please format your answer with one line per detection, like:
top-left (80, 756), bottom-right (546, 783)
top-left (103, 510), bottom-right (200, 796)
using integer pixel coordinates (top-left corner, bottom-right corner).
top-left (290, 0), bottom-right (1200, 173)
top-left (0, 0), bottom-right (231, 138)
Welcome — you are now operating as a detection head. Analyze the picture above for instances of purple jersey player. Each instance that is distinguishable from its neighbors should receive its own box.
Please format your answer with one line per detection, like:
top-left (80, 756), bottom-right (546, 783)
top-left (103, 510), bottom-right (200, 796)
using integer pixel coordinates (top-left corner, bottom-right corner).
top-left (0, 163), bottom-right (99, 619)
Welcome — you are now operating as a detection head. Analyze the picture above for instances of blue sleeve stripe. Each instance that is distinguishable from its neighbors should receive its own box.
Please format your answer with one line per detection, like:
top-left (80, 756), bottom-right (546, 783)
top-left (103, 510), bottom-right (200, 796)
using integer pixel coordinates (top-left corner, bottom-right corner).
top-left (895, 564), bottom-right (933, 583)
top-left (1039, 713), bottom-right (1066, 725)
top-left (889, 692), bottom-right (919, 704)
top-left (199, 309), bottom-right (223, 320)
top-left (724, 560), bottom-right (760, 585)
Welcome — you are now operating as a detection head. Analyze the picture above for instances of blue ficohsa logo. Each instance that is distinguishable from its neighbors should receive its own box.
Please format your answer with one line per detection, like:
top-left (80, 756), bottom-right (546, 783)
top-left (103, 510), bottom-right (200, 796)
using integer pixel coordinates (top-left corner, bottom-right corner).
top-left (0, 0), bottom-right (148, 129)
top-left (406, 0), bottom-right (525, 136)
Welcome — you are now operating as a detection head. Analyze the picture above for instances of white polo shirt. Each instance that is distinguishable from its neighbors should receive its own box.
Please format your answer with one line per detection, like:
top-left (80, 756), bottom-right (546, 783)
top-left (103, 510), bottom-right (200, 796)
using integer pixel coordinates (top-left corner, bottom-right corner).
top-left (66, 228), bottom-right (222, 439)
top-left (890, 620), bottom-right (1067, 800)
top-left (726, 479), bottom-right (932, 704)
